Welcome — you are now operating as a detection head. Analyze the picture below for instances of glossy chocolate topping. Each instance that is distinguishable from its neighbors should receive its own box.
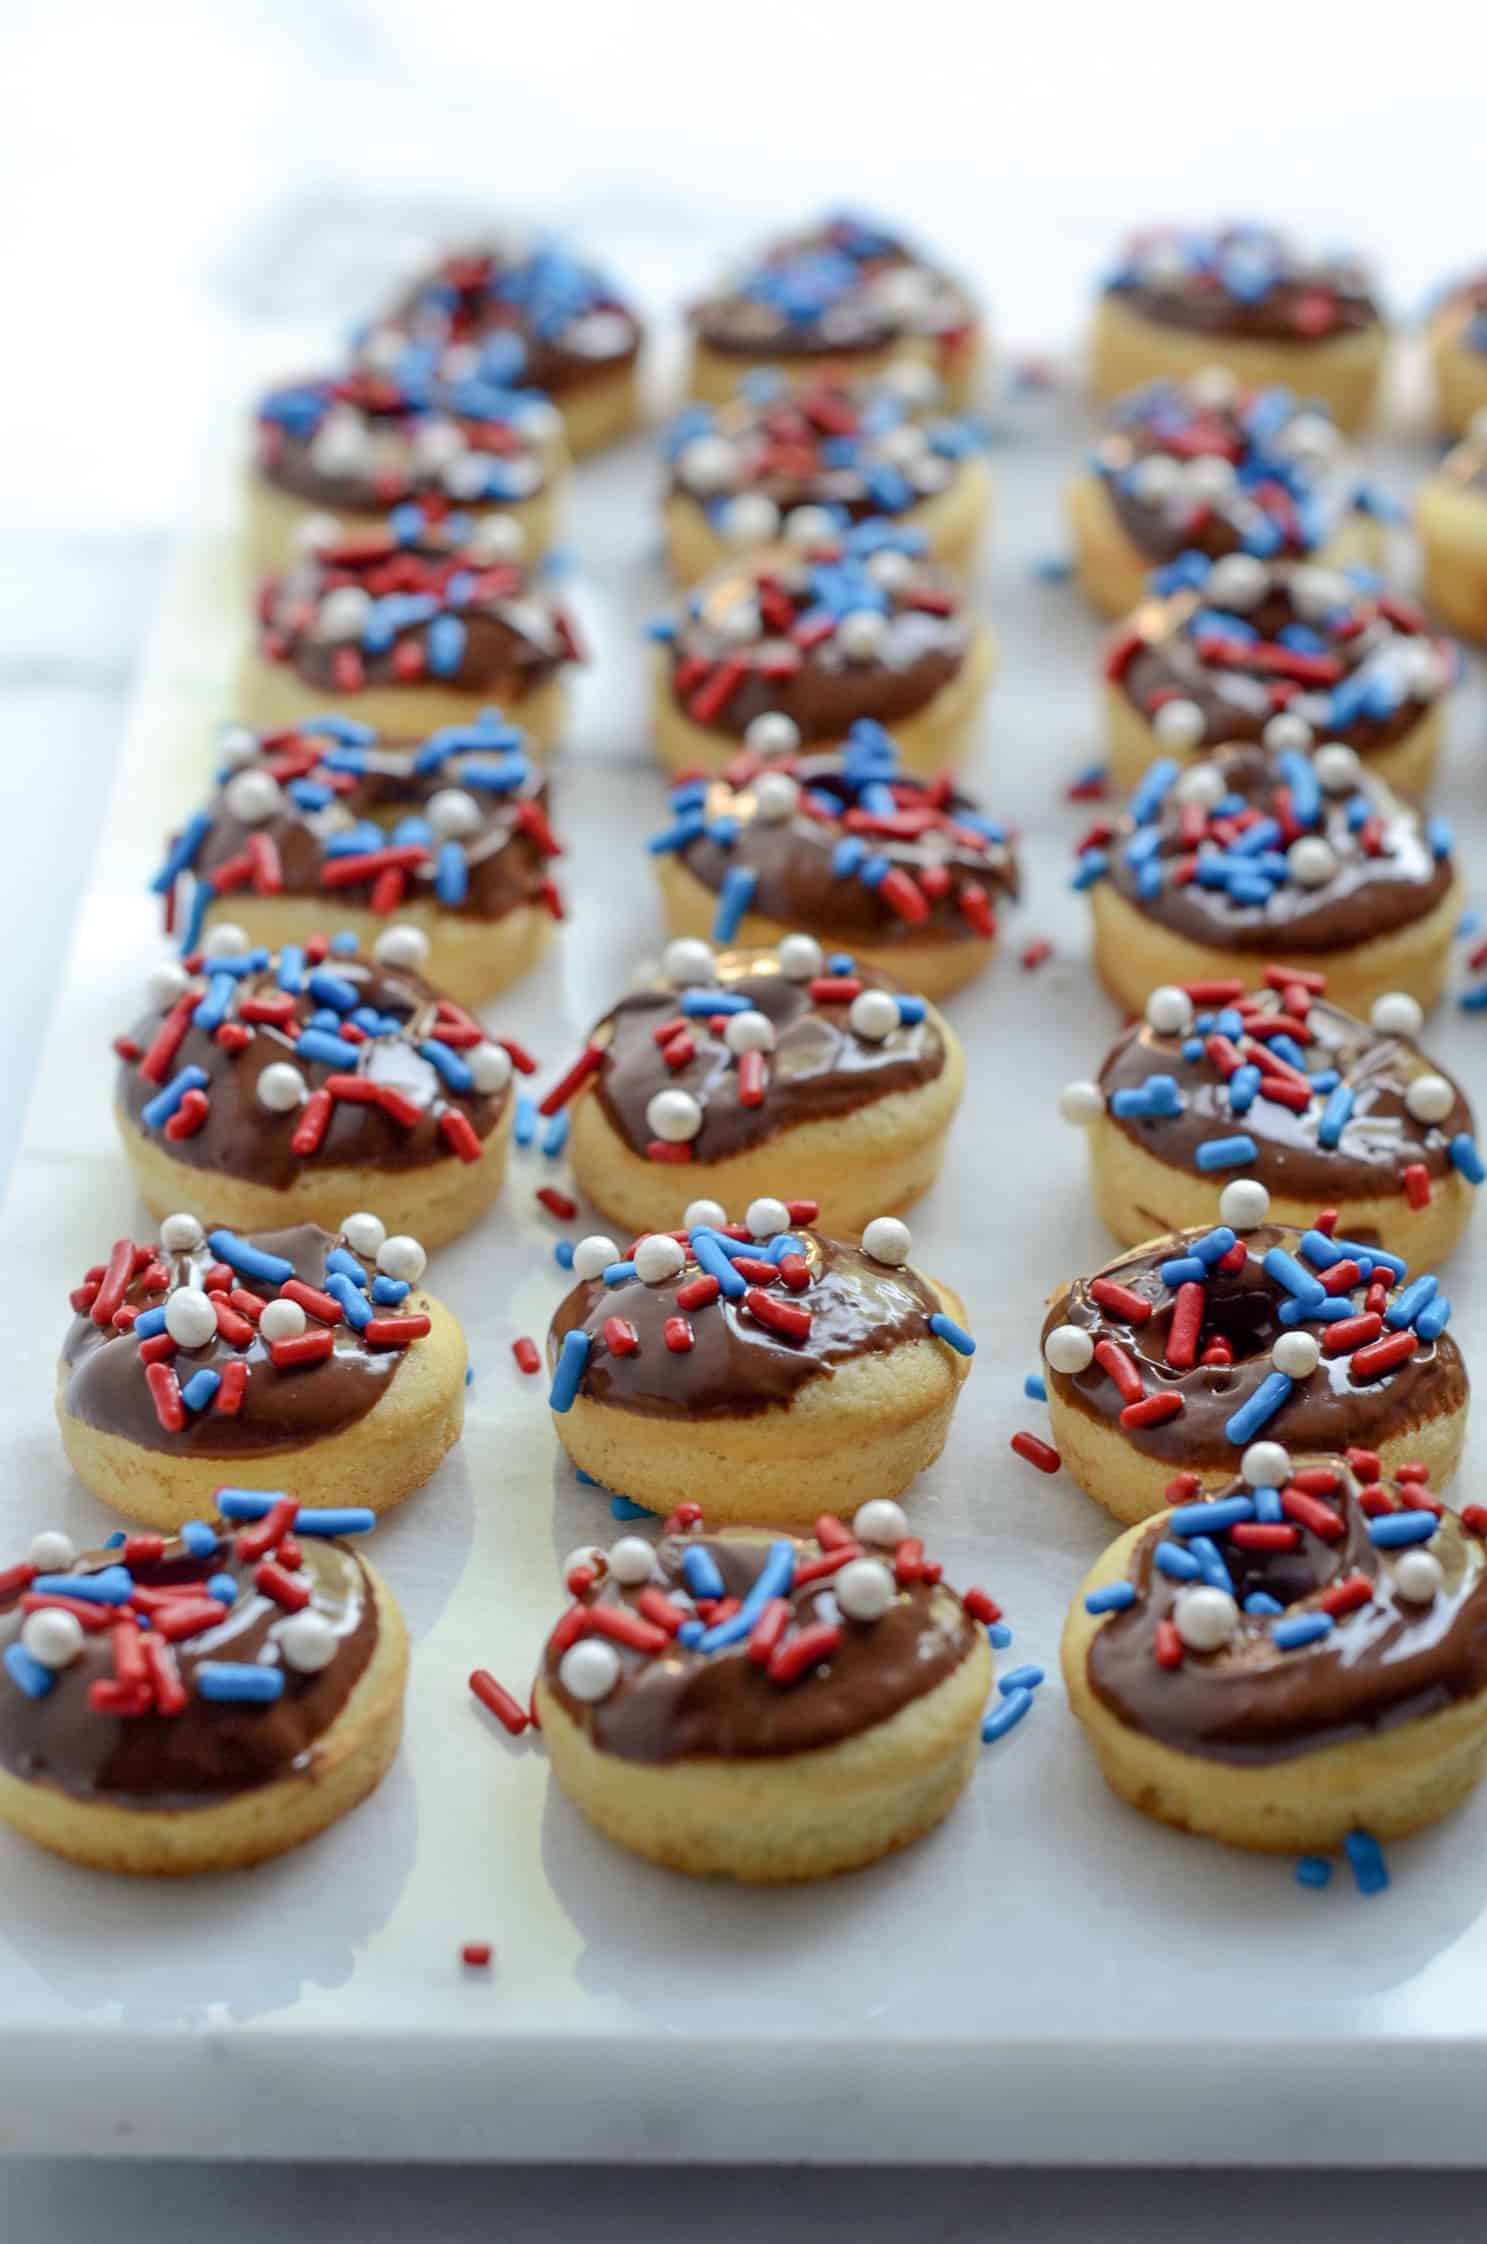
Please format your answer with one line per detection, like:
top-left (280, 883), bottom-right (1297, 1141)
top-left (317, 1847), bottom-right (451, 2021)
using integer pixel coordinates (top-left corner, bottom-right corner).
top-left (375, 241), bottom-right (642, 397)
top-left (0, 1531), bottom-right (378, 1806)
top-left (666, 545), bottom-right (970, 741)
top-left (254, 364), bottom-right (557, 517)
top-left (256, 508), bottom-right (576, 702)
top-left (1084, 1469), bottom-right (1487, 1765)
top-left (1105, 744), bottom-right (1454, 955)
top-left (544, 1528), bottom-right (979, 1762)
top-left (116, 945), bottom-right (507, 1190)
top-left (63, 1224), bottom-right (425, 1456)
top-left (1106, 226), bottom-right (1379, 344)
top-left (1043, 1222), bottom-right (1467, 1468)
top-left (589, 949), bottom-right (945, 1162)
top-left (550, 1228), bottom-right (945, 1419)
top-left (1098, 987), bottom-right (1472, 1203)
top-left (185, 720), bottom-right (561, 929)
top-left (673, 752), bottom-right (1018, 949)
top-left (1116, 568), bottom-right (1446, 759)
top-left (691, 217), bottom-right (976, 361)
top-left (666, 374), bottom-right (975, 527)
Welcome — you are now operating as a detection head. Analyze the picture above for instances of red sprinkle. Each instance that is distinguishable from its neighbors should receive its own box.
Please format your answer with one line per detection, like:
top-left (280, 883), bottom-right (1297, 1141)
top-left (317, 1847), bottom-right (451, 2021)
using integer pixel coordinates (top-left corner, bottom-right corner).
top-left (1323, 1312), bottom-right (1383, 1355)
top-left (144, 1361), bottom-right (185, 1432)
top-left (1011, 1430), bottom-right (1061, 1475)
top-left (1093, 1338), bottom-right (1144, 1404)
top-left (255, 1560), bottom-right (311, 1611)
top-left (270, 1328), bottom-right (336, 1369)
top-left (1154, 1620), bottom-right (1183, 1670)
top-left (744, 1287), bottom-right (812, 1340)
top-left (234, 1495), bottom-right (299, 1564)
top-left (364, 1315), bottom-right (431, 1346)
top-left (602, 1316), bottom-right (640, 1357)
top-left (511, 1336), bottom-right (541, 1375)
top-left (1165, 1281), bottom-right (1205, 1371)
top-left (460, 1943), bottom-right (493, 1969)
top-left (747, 1598), bottom-right (792, 1665)
top-left (538, 1045), bottom-right (604, 1117)
top-left (536, 1186), bottom-right (578, 1221)
top-left (1120, 1390), bottom-right (1184, 1428)
top-left (1321, 1573), bottom-right (1374, 1617)
top-left (675, 1274), bottom-right (721, 1311)
top-left (1020, 937), bottom-right (1053, 971)
top-left (962, 1586), bottom-right (1002, 1625)
top-left (1165, 1472), bottom-right (1202, 1505)
top-left (1402, 1163), bottom-right (1431, 1210)
top-left (438, 1109), bottom-right (484, 1164)
top-left (469, 1670), bottom-right (529, 1736)
top-left (1280, 1488), bottom-right (1347, 1540)
top-left (1229, 1522), bottom-right (1300, 1552)
top-left (767, 1622), bottom-right (842, 1686)
top-left (663, 1316), bottom-right (694, 1352)
top-left (214, 1360), bottom-right (248, 1415)
top-left (1345, 1446), bottom-right (1382, 1481)
top-left (1348, 1331), bottom-right (1418, 1382)
top-left (1089, 1278), bottom-right (1152, 1325)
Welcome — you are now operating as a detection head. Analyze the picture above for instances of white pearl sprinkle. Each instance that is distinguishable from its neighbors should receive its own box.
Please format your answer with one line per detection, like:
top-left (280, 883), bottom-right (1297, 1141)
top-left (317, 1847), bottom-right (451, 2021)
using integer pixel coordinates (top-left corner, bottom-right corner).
top-left (676, 435), bottom-right (738, 494)
top-left (277, 1610), bottom-right (340, 1673)
top-left (1174, 761), bottom-right (1226, 810)
top-left (1393, 1549), bottom-right (1444, 1604)
top-left (27, 1530), bottom-right (76, 1571)
top-left (1241, 1440), bottom-right (1293, 1489)
top-left (159, 1212), bottom-right (204, 1253)
top-left (426, 787), bottom-right (483, 838)
top-left (21, 1608), bottom-right (85, 1670)
top-left (1272, 1331), bottom-right (1321, 1378)
top-left (1206, 555), bottom-right (1268, 610)
top-left (1183, 455), bottom-right (1237, 503)
top-left (724, 1009), bottom-right (776, 1055)
top-left (866, 547), bottom-right (915, 591)
top-left (316, 584), bottom-right (373, 642)
top-left (146, 962), bottom-right (191, 1009)
top-left (1058, 1080), bottom-right (1105, 1127)
top-left (1189, 364), bottom-right (1238, 408)
top-left (684, 1199), bottom-right (728, 1232)
top-left (1130, 454), bottom-right (1181, 505)
top-left (1406, 1072), bottom-right (1455, 1124)
top-left (1218, 1178), bottom-right (1270, 1231)
top-left (258, 1297), bottom-right (307, 1343)
top-left (1262, 712), bottom-right (1314, 753)
top-left (663, 938), bottom-right (715, 987)
top-left (1370, 991), bottom-right (1424, 1039)
top-left (468, 1042), bottom-right (513, 1095)
top-left (377, 1234), bottom-right (427, 1284)
top-left (164, 1287), bottom-right (217, 1349)
top-left (852, 1498), bottom-right (909, 1547)
top-left (862, 1215), bottom-right (912, 1266)
top-left (215, 723), bottom-right (261, 768)
top-left (633, 1234), bottom-right (687, 1285)
top-left (572, 1235), bottom-right (620, 1282)
top-left (1314, 742), bottom-right (1361, 793)
top-left (837, 608), bottom-right (887, 660)
top-left (848, 989), bottom-right (901, 1042)
top-left (834, 1556), bottom-right (896, 1622)
top-left (1145, 985), bottom-right (1194, 1036)
top-left (753, 771), bottom-right (800, 822)
top-left (202, 922), bottom-right (248, 959)
top-left (256, 1061), bottom-right (307, 1113)
top-left (719, 493), bottom-right (780, 546)
top-left (782, 504), bottom-right (840, 549)
top-left (746, 1196), bottom-right (790, 1239)
top-left (1152, 698), bottom-right (1206, 751)
top-left (341, 1211), bottom-right (386, 1259)
top-left (606, 1537), bottom-right (655, 1586)
top-left (646, 1088), bottom-right (703, 1143)
top-left (1174, 1585), bottom-right (1238, 1652)
top-left (1289, 836), bottom-right (1338, 887)
top-left (558, 1638), bottom-right (622, 1702)
top-left (465, 512), bottom-right (526, 563)
top-left (224, 769), bottom-right (283, 825)
top-left (373, 925), bottom-right (430, 972)
top-left (744, 712), bottom-right (801, 758)
top-left (1044, 1323), bottom-right (1095, 1374)
top-left (1290, 566), bottom-right (1351, 623)
top-left (777, 933), bottom-right (823, 981)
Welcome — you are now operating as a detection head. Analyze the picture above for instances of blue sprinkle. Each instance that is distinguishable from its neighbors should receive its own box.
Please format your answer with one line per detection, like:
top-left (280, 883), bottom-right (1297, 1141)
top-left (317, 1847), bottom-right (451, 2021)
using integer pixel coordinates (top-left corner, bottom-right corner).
top-left (324, 1247), bottom-right (369, 1288)
top-left (680, 988), bottom-right (750, 1017)
top-left (180, 1367), bottom-right (222, 1413)
top-left (1196, 1135), bottom-right (1257, 1171)
top-left (295, 1028), bottom-right (364, 1069)
top-left (1343, 1829), bottom-right (1390, 1896)
top-left (1072, 849), bottom-right (1109, 891)
top-left (208, 1231), bottom-right (293, 1286)
top-left (276, 945), bottom-right (306, 993)
top-left (696, 1539), bottom-right (795, 1652)
top-left (1224, 1372), bottom-right (1293, 1444)
top-left (514, 1095), bottom-right (537, 1147)
top-left (609, 1495), bottom-right (658, 1521)
top-left (181, 1521), bottom-right (217, 1557)
top-left (1169, 1495), bottom-right (1257, 1537)
top-left (1263, 1247), bottom-right (1325, 1306)
top-left (214, 1490), bottom-right (288, 1520)
top-left (1273, 1612), bottom-right (1334, 1650)
top-left (1416, 1297), bottom-right (1452, 1341)
top-left (1299, 1229), bottom-right (1343, 1270)
top-left (140, 1064), bottom-right (210, 1133)
top-left (103, 1531), bottom-right (127, 1548)
top-left (31, 1568), bottom-right (133, 1605)
top-left (1245, 1591), bottom-right (1284, 1617)
top-left (681, 1545), bottom-right (726, 1601)
top-left (549, 1329), bottom-right (590, 1413)
top-left (1295, 1856), bottom-right (1333, 1889)
top-left (648, 814), bottom-right (708, 856)
top-left (1154, 1541), bottom-right (1201, 1581)
top-left (427, 615), bottom-right (467, 678)
top-left (307, 969), bottom-right (358, 1012)
top-left (929, 1311), bottom-right (975, 1356)
top-left (988, 1621), bottom-right (1014, 1649)
top-left (196, 1663), bottom-right (285, 1704)
top-left (1254, 1485), bottom-right (1283, 1523)
top-left (1023, 1372), bottom-right (1047, 1402)
top-left (206, 1572), bottom-right (239, 1607)
top-left (543, 1110), bottom-right (570, 1159)
top-left (293, 1508), bottom-right (375, 1537)
top-left (1366, 1510), bottom-right (1441, 1548)
top-left (998, 1664), bottom-right (1044, 1695)
top-left (1187, 1535), bottom-right (1233, 1591)
top-left (1317, 1084), bottom-right (1355, 1149)
top-left (1192, 1227), bottom-right (1237, 1266)
top-left (1385, 1275), bottom-right (1437, 1332)
top-left (1449, 1135), bottom-right (1486, 1185)
top-left (4, 1643), bottom-right (56, 1698)
top-left (981, 1688), bottom-right (1034, 1743)
top-left (1160, 1256), bottom-right (1208, 1286)
top-left (371, 1276), bottom-right (409, 1305)
top-left (1084, 1582), bottom-right (1137, 1614)
top-left (419, 1038), bottom-right (474, 1093)
top-left (690, 1231), bottom-right (747, 1300)
top-left (601, 1261), bottom-right (637, 1286)
top-left (712, 864), bottom-right (758, 944)
top-left (133, 1307), bottom-right (167, 1339)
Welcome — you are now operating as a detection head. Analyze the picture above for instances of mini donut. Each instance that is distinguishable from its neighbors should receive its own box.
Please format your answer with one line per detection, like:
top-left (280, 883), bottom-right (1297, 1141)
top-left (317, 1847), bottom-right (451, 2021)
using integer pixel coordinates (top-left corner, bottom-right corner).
top-left (1102, 557), bottom-right (1455, 798)
top-left (153, 712), bottom-right (565, 1008)
top-left (1079, 743), bottom-right (1462, 1020)
top-left (1091, 224), bottom-right (1387, 433)
top-left (534, 1511), bottom-right (995, 1882)
top-left (113, 926), bottom-right (519, 1251)
top-left (1040, 1217), bottom-right (1468, 1527)
top-left (650, 524), bottom-right (992, 779)
top-left (363, 232), bottom-right (644, 457)
top-left (1416, 414), bottom-right (1487, 644)
top-left (57, 1216), bottom-right (466, 1529)
top-left (1061, 972), bottom-right (1481, 1267)
top-left (1062, 1457), bottom-right (1487, 1852)
top-left (546, 1209), bottom-right (975, 1525)
top-left (661, 369), bottom-right (992, 587)
top-left (650, 719), bottom-right (1018, 1002)
top-left (552, 935), bottom-right (964, 1236)
top-left (0, 1499), bottom-right (407, 1874)
top-left (247, 355), bottom-right (568, 572)
top-left (239, 498), bottom-right (581, 745)
top-left (683, 211), bottom-right (985, 410)
top-left (1425, 270), bottom-right (1487, 439)
top-left (1068, 371), bottom-right (1376, 618)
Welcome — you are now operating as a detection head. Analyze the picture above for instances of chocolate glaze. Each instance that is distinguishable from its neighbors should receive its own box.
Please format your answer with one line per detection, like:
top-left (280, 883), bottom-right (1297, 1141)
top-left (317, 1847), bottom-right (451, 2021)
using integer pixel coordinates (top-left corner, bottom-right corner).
top-left (0, 1531), bottom-right (378, 1807)
top-left (254, 365), bottom-right (555, 518)
top-left (545, 1528), bottom-right (978, 1762)
top-left (675, 753), bottom-right (1018, 949)
top-left (257, 510), bottom-right (573, 702)
top-left (377, 243), bottom-right (642, 398)
top-left (1085, 1469), bottom-right (1487, 1765)
top-left (691, 219), bottom-right (975, 361)
top-left (63, 1225), bottom-right (422, 1456)
top-left (1106, 226), bottom-right (1379, 344)
top-left (1043, 1222), bottom-right (1467, 1468)
top-left (1107, 743), bottom-right (1453, 955)
top-left (190, 724), bottom-right (559, 928)
top-left (590, 950), bottom-right (945, 1163)
top-left (667, 549), bottom-right (969, 741)
top-left (550, 1229), bottom-right (944, 1419)
top-left (1099, 988), bottom-right (1473, 1203)
top-left (116, 948), bottom-right (506, 1191)
top-left (1117, 570), bottom-right (1443, 759)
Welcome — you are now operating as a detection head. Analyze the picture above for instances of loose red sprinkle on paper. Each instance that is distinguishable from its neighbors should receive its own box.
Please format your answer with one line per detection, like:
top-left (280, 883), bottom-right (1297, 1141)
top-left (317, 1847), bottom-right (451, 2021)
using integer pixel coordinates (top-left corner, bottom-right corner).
top-left (460, 1943), bottom-right (493, 1969)
top-left (511, 1336), bottom-right (541, 1375)
top-left (1011, 1431), bottom-right (1060, 1475)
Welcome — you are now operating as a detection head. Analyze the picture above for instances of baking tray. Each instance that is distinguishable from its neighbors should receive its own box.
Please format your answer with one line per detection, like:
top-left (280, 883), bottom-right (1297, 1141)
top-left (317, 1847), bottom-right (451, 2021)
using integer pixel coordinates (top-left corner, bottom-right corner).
top-left (1, 331), bottom-right (1485, 2165)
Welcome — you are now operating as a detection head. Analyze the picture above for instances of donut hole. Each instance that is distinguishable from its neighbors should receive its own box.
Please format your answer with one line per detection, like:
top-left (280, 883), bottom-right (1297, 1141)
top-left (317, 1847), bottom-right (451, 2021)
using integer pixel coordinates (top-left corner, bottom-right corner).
top-left (1219, 1530), bottom-right (1340, 1613)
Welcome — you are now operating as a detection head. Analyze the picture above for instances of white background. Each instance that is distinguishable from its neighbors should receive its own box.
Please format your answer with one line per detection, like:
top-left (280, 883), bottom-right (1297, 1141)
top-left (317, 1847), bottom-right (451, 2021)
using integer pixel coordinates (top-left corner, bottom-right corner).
top-left (3, 0), bottom-right (1486, 2230)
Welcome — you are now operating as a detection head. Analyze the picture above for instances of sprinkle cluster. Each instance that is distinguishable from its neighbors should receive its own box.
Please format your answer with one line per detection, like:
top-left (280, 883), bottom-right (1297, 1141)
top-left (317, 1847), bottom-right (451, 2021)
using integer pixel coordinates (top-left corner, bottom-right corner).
top-left (1104, 225), bottom-right (1376, 336)
top-left (2, 1494), bottom-right (371, 1712)
top-left (366, 238), bottom-right (638, 375)
top-left (704, 213), bottom-right (973, 347)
